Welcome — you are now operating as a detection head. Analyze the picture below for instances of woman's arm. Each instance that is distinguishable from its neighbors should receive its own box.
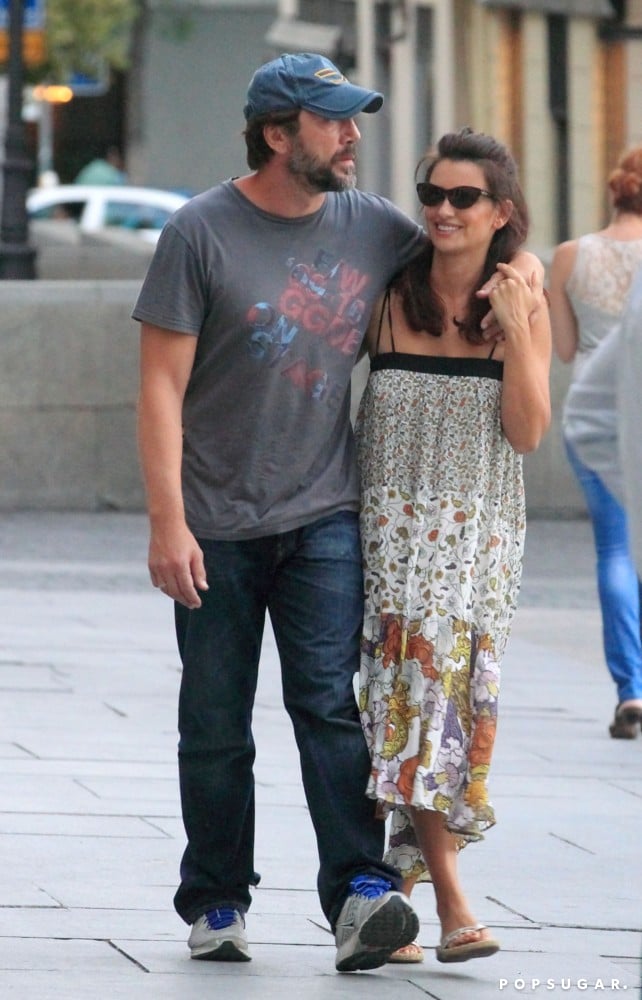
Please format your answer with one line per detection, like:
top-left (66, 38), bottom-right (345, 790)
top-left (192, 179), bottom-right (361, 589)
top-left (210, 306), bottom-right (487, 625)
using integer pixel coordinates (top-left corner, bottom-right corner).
top-left (489, 263), bottom-right (552, 453)
top-left (548, 240), bottom-right (579, 363)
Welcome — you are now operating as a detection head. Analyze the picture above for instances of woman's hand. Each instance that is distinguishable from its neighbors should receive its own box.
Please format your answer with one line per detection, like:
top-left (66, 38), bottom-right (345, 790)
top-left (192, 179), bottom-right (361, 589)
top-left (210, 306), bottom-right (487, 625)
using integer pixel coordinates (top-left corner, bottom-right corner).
top-left (488, 262), bottom-right (538, 340)
top-left (477, 264), bottom-right (546, 343)
top-left (479, 257), bottom-right (546, 339)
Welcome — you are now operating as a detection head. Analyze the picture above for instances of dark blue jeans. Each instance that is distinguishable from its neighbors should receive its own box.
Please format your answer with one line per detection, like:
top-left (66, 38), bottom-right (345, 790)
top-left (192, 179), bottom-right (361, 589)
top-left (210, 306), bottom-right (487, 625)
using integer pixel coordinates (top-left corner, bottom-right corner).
top-left (172, 510), bottom-right (400, 929)
top-left (565, 439), bottom-right (642, 702)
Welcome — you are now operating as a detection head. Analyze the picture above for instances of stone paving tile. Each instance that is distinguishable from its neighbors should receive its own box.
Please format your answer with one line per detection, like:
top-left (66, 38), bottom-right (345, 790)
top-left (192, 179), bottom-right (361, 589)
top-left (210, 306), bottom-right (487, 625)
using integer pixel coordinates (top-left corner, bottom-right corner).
top-left (0, 774), bottom-right (118, 812)
top-left (2, 883), bottom-right (174, 912)
top-left (1, 937), bottom-right (132, 972)
top-left (66, 775), bottom-right (180, 805)
top-left (0, 906), bottom-right (180, 940)
top-left (0, 760), bottom-right (177, 778)
top-left (0, 813), bottom-right (170, 837)
top-left (3, 965), bottom-right (430, 1000)
top-left (0, 882), bottom-right (63, 907)
top-left (468, 924), bottom-right (641, 958)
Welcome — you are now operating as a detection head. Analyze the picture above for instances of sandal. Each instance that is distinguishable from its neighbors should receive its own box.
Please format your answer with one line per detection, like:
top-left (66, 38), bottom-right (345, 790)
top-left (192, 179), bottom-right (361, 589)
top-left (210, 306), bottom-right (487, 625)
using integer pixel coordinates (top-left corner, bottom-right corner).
top-left (609, 704), bottom-right (642, 739)
top-left (436, 923), bottom-right (500, 963)
top-left (387, 940), bottom-right (424, 963)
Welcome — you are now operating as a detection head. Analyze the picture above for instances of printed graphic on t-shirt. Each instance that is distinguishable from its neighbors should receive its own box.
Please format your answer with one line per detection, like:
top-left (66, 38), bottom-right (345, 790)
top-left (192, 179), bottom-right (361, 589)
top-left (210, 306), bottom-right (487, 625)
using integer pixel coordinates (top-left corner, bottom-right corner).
top-left (246, 248), bottom-right (370, 401)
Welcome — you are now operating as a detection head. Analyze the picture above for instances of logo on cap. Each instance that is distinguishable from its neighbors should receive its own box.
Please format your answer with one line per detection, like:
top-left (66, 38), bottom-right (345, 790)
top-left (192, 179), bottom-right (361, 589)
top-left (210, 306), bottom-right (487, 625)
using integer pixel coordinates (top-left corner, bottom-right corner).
top-left (314, 68), bottom-right (346, 86)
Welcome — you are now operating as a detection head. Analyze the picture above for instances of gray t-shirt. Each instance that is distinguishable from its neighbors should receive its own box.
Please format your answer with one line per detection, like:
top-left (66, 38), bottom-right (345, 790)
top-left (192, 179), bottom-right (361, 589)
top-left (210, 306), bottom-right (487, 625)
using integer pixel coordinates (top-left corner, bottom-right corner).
top-left (133, 180), bottom-right (424, 540)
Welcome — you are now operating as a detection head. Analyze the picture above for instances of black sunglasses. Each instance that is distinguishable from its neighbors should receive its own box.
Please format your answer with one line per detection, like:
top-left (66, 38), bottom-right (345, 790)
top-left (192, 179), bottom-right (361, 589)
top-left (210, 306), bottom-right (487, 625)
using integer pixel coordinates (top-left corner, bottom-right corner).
top-left (416, 182), bottom-right (494, 209)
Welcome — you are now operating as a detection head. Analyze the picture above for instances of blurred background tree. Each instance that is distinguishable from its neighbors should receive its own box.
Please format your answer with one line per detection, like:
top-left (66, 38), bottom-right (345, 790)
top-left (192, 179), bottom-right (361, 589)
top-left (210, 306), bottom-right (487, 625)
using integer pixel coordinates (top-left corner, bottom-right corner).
top-left (12, 0), bottom-right (148, 184)
top-left (44, 0), bottom-right (139, 79)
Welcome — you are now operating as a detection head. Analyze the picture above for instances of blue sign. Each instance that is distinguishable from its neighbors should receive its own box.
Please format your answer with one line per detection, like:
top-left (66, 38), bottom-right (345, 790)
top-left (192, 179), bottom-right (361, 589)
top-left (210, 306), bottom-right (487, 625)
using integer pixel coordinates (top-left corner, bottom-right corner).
top-left (0, 0), bottom-right (46, 31)
top-left (68, 70), bottom-right (110, 98)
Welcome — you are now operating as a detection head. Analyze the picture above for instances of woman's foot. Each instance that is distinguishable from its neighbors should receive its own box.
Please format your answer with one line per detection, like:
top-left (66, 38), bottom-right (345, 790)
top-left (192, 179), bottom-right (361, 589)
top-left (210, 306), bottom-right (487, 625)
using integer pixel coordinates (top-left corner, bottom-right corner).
top-left (436, 923), bottom-right (500, 963)
top-left (609, 702), bottom-right (642, 739)
top-left (387, 940), bottom-right (424, 963)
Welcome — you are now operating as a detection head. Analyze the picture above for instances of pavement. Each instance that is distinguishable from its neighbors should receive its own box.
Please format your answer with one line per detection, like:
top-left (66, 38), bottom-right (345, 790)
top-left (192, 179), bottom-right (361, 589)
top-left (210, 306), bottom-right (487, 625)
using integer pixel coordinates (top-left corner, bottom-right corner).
top-left (0, 510), bottom-right (640, 1000)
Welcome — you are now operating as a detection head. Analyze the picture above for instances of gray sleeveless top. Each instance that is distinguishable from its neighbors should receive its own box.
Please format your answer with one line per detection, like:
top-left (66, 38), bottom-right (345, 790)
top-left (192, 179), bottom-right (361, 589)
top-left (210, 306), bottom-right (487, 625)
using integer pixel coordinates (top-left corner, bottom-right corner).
top-left (566, 233), bottom-right (642, 376)
top-left (563, 232), bottom-right (642, 448)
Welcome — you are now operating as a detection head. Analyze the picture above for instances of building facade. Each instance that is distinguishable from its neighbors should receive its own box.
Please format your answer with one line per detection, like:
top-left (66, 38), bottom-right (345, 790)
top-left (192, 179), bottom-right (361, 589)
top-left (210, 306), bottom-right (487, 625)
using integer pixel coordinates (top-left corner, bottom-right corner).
top-left (129, 1), bottom-right (642, 243)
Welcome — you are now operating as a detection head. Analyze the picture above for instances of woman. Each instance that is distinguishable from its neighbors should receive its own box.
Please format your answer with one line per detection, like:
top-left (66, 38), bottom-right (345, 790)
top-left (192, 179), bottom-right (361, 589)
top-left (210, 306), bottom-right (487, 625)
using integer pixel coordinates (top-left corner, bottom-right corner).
top-left (355, 127), bottom-right (551, 963)
top-left (549, 145), bottom-right (642, 739)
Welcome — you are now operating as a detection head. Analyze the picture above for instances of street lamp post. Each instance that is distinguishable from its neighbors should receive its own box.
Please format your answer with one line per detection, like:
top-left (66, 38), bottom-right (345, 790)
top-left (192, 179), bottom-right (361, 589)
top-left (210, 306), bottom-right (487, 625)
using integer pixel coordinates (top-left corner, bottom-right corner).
top-left (0, 0), bottom-right (36, 278)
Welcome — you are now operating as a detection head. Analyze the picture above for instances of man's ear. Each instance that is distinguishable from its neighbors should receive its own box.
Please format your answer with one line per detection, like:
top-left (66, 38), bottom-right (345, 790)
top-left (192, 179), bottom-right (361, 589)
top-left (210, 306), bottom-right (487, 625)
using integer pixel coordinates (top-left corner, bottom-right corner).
top-left (263, 123), bottom-right (291, 155)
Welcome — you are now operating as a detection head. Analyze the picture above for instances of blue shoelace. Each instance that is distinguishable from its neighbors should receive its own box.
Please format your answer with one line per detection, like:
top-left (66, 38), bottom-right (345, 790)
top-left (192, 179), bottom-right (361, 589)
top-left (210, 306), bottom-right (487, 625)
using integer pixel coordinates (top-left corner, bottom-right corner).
top-left (348, 875), bottom-right (393, 899)
top-left (204, 907), bottom-right (238, 930)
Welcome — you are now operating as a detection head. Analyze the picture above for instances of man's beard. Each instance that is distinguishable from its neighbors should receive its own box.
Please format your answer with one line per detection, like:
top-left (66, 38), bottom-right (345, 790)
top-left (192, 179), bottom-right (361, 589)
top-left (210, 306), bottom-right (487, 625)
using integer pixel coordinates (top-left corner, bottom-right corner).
top-left (286, 138), bottom-right (357, 192)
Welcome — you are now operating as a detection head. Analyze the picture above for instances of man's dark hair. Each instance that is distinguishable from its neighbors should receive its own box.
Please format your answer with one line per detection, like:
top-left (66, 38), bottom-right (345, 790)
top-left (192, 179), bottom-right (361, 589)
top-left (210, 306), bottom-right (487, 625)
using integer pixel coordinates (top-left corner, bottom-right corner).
top-left (243, 110), bottom-right (301, 170)
top-left (394, 126), bottom-right (530, 345)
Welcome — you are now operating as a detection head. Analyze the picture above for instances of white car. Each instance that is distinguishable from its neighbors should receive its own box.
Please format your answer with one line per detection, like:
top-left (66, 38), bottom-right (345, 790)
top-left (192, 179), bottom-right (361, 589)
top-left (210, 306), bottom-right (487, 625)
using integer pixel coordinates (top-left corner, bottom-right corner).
top-left (27, 184), bottom-right (190, 244)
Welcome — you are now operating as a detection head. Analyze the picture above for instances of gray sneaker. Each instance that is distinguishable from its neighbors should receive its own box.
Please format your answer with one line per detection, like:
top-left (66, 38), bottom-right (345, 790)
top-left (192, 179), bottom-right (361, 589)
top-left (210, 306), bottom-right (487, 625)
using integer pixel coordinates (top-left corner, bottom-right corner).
top-left (334, 876), bottom-right (419, 972)
top-left (188, 908), bottom-right (251, 961)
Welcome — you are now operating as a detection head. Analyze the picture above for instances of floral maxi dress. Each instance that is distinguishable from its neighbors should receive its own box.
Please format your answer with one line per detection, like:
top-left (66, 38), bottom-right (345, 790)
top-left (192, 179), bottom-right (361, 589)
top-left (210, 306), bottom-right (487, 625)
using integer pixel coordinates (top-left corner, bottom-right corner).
top-left (355, 351), bottom-right (525, 879)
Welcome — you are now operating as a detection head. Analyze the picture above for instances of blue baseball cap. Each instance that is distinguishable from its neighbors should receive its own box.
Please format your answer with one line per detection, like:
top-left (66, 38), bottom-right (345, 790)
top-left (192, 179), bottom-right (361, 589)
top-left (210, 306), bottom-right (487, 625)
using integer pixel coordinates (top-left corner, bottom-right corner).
top-left (243, 52), bottom-right (383, 121)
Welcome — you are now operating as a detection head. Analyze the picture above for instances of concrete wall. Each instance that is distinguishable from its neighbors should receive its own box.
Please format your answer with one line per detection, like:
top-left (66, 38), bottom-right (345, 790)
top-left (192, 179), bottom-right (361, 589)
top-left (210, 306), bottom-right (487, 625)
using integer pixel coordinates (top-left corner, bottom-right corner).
top-left (0, 282), bottom-right (144, 511)
top-left (31, 222), bottom-right (155, 282)
top-left (0, 281), bottom-right (585, 515)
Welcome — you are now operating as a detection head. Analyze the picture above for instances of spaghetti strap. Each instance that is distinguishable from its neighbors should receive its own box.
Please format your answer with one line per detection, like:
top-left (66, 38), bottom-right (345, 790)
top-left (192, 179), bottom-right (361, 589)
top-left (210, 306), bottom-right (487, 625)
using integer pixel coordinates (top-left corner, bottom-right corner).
top-left (387, 291), bottom-right (398, 354)
top-left (374, 294), bottom-right (385, 355)
top-left (487, 338), bottom-right (498, 360)
top-left (374, 287), bottom-right (397, 356)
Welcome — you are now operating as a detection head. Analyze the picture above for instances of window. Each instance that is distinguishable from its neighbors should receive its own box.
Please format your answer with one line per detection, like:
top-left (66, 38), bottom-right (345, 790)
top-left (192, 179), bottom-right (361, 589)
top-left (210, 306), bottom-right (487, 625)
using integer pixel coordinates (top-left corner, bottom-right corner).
top-left (104, 200), bottom-right (173, 231)
top-left (30, 199), bottom-right (86, 222)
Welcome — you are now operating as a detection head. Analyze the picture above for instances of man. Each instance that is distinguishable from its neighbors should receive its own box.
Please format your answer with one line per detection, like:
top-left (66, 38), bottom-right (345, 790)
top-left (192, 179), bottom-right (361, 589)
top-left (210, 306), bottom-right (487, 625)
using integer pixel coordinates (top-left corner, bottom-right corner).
top-left (134, 52), bottom-right (424, 973)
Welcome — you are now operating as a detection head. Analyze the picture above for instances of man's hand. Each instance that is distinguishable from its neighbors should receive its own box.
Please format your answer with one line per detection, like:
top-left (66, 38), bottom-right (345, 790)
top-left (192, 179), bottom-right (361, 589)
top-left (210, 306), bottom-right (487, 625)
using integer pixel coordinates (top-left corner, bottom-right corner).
top-left (148, 520), bottom-right (208, 610)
